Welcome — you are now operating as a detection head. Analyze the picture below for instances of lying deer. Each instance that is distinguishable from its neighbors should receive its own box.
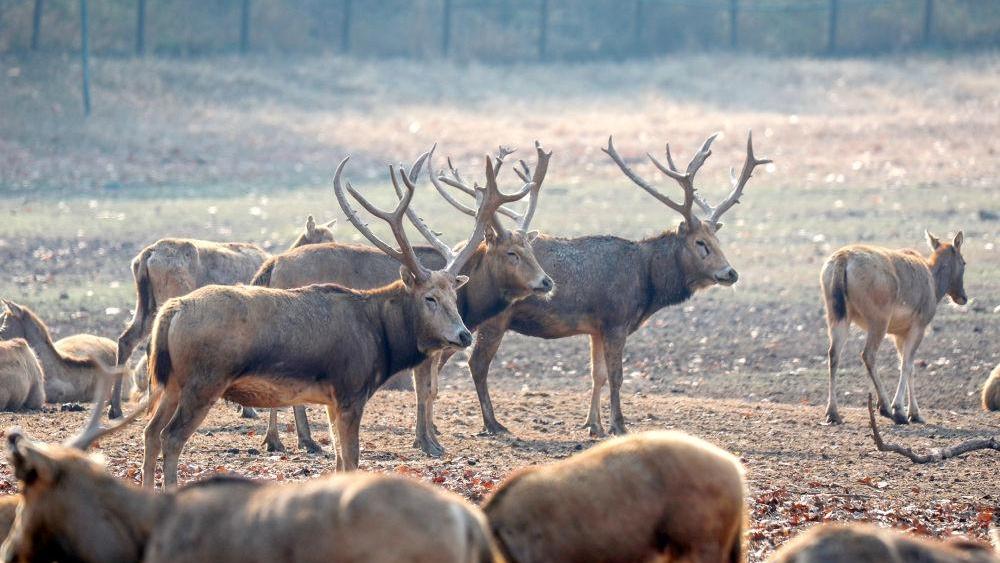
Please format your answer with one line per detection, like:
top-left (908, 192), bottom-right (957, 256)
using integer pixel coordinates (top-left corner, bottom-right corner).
top-left (767, 523), bottom-right (998, 562)
top-left (255, 145), bottom-right (552, 456)
top-left (142, 156), bottom-right (523, 484)
top-left (110, 215), bottom-right (334, 419)
top-left (984, 363), bottom-right (1000, 412)
top-left (483, 430), bottom-right (746, 562)
top-left (821, 231), bottom-right (967, 425)
top-left (1, 365), bottom-right (498, 562)
top-left (0, 339), bottom-right (45, 411)
top-left (0, 300), bottom-right (117, 404)
top-left (435, 133), bottom-right (768, 435)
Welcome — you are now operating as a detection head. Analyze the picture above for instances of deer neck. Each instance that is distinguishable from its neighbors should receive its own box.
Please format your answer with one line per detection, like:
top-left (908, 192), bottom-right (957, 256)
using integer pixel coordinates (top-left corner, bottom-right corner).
top-left (929, 255), bottom-right (953, 303)
top-left (374, 287), bottom-right (427, 381)
top-left (18, 317), bottom-right (65, 373)
top-left (642, 232), bottom-right (694, 314)
top-left (456, 249), bottom-right (508, 330)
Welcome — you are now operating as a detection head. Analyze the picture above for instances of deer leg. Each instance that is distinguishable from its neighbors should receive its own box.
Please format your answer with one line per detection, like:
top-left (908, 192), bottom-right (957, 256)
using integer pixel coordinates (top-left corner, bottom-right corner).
top-left (469, 317), bottom-right (510, 435)
top-left (582, 333), bottom-right (608, 437)
top-left (824, 320), bottom-right (849, 424)
top-left (603, 330), bottom-right (629, 436)
top-left (262, 408), bottom-right (285, 453)
top-left (860, 324), bottom-right (893, 420)
top-left (160, 383), bottom-right (223, 489)
top-left (111, 317), bottom-right (150, 419)
top-left (293, 406), bottom-right (322, 453)
top-left (432, 349), bottom-right (456, 435)
top-left (326, 405), bottom-right (342, 471)
top-left (141, 385), bottom-right (180, 489)
top-left (894, 329), bottom-right (926, 424)
top-left (335, 404), bottom-right (365, 472)
top-left (413, 360), bottom-right (444, 457)
top-left (238, 405), bottom-right (258, 419)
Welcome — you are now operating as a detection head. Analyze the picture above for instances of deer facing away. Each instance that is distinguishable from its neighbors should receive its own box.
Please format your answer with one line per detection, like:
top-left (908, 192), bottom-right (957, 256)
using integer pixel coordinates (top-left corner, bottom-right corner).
top-left (434, 132), bottom-right (769, 436)
top-left (821, 231), bottom-right (967, 425)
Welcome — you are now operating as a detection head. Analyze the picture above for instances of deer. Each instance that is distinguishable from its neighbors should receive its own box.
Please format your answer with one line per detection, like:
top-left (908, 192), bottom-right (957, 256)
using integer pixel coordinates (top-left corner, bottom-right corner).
top-left (141, 155), bottom-right (525, 485)
top-left (110, 215), bottom-right (334, 420)
top-left (767, 523), bottom-right (999, 563)
top-left (0, 339), bottom-right (45, 411)
top-left (0, 495), bottom-right (16, 547)
top-left (254, 144), bottom-right (553, 457)
top-left (482, 430), bottom-right (747, 563)
top-left (821, 231), bottom-right (968, 425)
top-left (0, 300), bottom-right (117, 404)
top-left (983, 363), bottom-right (1000, 412)
top-left (1, 363), bottom-right (499, 563)
top-left (434, 132), bottom-right (769, 436)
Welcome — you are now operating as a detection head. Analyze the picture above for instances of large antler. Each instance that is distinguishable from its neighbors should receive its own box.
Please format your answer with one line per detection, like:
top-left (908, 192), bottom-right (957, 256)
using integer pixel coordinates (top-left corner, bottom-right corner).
top-left (333, 157), bottom-right (431, 283)
top-left (64, 358), bottom-right (163, 450)
top-left (603, 134), bottom-right (718, 226)
top-left (693, 131), bottom-right (771, 225)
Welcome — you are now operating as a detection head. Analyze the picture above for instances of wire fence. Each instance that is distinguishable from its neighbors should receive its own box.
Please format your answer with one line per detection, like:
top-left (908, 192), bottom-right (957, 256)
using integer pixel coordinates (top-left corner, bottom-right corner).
top-left (2, 0), bottom-right (998, 59)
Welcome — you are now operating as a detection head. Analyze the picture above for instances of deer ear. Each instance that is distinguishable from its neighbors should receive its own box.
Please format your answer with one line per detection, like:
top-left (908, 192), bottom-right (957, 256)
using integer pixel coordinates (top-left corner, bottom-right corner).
top-left (926, 230), bottom-right (941, 250)
top-left (399, 266), bottom-right (417, 290)
top-left (325, 219), bottom-right (337, 229)
top-left (524, 230), bottom-right (540, 243)
top-left (7, 431), bottom-right (56, 487)
top-left (454, 275), bottom-right (469, 290)
top-left (305, 215), bottom-right (316, 234)
top-left (3, 301), bottom-right (22, 317)
top-left (953, 231), bottom-right (964, 250)
top-left (712, 222), bottom-right (724, 232)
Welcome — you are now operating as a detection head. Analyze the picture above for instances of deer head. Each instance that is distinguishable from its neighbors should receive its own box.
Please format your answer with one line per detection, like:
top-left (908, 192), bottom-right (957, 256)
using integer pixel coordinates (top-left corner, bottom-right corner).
top-left (926, 230), bottom-right (968, 305)
top-left (301, 215), bottom-right (337, 245)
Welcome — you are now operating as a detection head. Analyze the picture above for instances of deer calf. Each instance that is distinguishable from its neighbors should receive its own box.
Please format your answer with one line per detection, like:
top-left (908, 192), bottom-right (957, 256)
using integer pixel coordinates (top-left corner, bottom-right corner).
top-left (983, 363), bottom-right (1000, 412)
top-left (821, 231), bottom-right (967, 425)
top-left (483, 431), bottom-right (746, 562)
top-left (768, 523), bottom-right (998, 562)
top-left (0, 339), bottom-right (44, 411)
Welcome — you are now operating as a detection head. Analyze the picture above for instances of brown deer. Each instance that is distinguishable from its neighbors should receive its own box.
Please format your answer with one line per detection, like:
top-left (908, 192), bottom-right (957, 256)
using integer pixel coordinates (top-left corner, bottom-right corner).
top-left (142, 156), bottom-right (524, 485)
top-left (767, 523), bottom-right (998, 562)
top-left (0, 300), bottom-right (117, 404)
top-left (0, 339), bottom-right (45, 411)
top-left (983, 363), bottom-right (1000, 412)
top-left (1, 366), bottom-right (498, 563)
top-left (436, 132), bottom-right (768, 435)
top-left (255, 145), bottom-right (552, 457)
top-left (821, 231), bottom-right (967, 425)
top-left (0, 495), bottom-right (17, 546)
top-left (483, 430), bottom-right (747, 563)
top-left (109, 216), bottom-right (334, 419)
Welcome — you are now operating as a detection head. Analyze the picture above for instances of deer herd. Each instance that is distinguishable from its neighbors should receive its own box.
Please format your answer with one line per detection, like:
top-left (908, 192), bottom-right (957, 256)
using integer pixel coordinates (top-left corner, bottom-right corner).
top-left (0, 132), bottom-right (994, 562)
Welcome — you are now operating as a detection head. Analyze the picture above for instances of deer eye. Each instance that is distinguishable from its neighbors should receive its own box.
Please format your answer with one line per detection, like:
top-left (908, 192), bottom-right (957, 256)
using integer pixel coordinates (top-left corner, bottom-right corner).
top-left (696, 240), bottom-right (710, 258)
top-left (507, 251), bottom-right (520, 263)
top-left (424, 296), bottom-right (437, 308)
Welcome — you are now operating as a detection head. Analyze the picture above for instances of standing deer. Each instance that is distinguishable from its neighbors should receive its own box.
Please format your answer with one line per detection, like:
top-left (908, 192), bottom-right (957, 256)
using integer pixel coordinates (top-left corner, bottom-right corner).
top-left (1, 365), bottom-right (498, 563)
top-left (0, 339), bottom-right (45, 411)
top-left (255, 144), bottom-right (552, 457)
top-left (436, 132), bottom-right (768, 435)
top-left (821, 231), bottom-right (967, 425)
top-left (0, 300), bottom-right (117, 404)
top-left (142, 155), bottom-right (524, 485)
top-left (483, 431), bottom-right (747, 563)
top-left (110, 215), bottom-right (334, 419)
top-left (983, 363), bottom-right (999, 412)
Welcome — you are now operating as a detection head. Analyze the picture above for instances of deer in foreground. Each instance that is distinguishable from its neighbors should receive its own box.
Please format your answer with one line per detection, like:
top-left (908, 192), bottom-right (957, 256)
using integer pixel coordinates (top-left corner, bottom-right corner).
top-left (821, 231), bottom-right (967, 425)
top-left (436, 132), bottom-right (768, 435)
top-left (0, 300), bottom-right (117, 404)
top-left (0, 339), bottom-right (45, 411)
top-left (255, 145), bottom-right (552, 456)
top-left (483, 430), bottom-right (746, 562)
top-left (983, 363), bottom-right (1000, 412)
top-left (109, 216), bottom-right (334, 419)
top-left (0, 495), bottom-right (17, 546)
top-left (767, 523), bottom-right (998, 562)
top-left (142, 156), bottom-right (523, 485)
top-left (1, 366), bottom-right (498, 563)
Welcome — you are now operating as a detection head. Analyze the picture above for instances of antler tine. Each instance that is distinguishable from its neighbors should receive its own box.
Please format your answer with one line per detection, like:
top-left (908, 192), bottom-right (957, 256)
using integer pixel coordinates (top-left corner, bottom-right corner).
top-left (65, 358), bottom-right (160, 451)
top-left (701, 131), bottom-right (772, 225)
top-left (430, 152), bottom-right (523, 222)
top-left (391, 153), bottom-right (456, 261)
top-left (514, 140), bottom-right (551, 231)
top-left (493, 145), bottom-right (516, 175)
top-left (603, 136), bottom-right (693, 221)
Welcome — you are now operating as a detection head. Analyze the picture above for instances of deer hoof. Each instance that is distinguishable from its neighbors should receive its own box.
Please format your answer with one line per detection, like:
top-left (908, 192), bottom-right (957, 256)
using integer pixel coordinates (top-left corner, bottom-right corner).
top-left (891, 407), bottom-right (910, 425)
top-left (877, 402), bottom-right (893, 419)
top-left (908, 412), bottom-right (926, 424)
top-left (608, 421), bottom-right (628, 436)
top-left (483, 421), bottom-right (510, 435)
top-left (239, 406), bottom-right (259, 419)
top-left (415, 439), bottom-right (445, 458)
top-left (107, 404), bottom-right (123, 420)
top-left (263, 436), bottom-right (285, 453)
top-left (586, 424), bottom-right (606, 438)
top-left (299, 439), bottom-right (323, 454)
top-left (824, 411), bottom-right (844, 425)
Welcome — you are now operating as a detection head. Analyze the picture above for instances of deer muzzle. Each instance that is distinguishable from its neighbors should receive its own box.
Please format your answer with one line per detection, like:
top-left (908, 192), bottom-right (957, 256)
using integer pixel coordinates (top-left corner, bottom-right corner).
top-left (534, 276), bottom-right (554, 294)
top-left (714, 267), bottom-right (739, 286)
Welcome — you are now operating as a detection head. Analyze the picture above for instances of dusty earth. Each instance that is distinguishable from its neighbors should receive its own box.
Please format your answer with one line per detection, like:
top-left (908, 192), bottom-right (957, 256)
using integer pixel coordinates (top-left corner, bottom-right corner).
top-left (0, 52), bottom-right (998, 560)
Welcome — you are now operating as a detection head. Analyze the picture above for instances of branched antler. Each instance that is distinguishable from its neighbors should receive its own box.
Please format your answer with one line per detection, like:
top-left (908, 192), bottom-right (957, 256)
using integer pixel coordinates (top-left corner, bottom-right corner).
top-left (65, 358), bottom-right (163, 451)
top-left (868, 394), bottom-right (1000, 463)
top-left (693, 131), bottom-right (771, 225)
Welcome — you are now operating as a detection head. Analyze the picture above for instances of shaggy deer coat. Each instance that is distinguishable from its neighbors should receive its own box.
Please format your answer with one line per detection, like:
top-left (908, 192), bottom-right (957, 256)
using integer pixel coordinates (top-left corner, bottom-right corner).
top-left (483, 431), bottom-right (746, 563)
top-left (0, 340), bottom-right (44, 411)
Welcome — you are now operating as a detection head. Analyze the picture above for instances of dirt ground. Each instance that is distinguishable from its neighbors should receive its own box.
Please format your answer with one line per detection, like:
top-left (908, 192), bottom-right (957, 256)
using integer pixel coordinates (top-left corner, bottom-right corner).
top-left (0, 52), bottom-right (998, 560)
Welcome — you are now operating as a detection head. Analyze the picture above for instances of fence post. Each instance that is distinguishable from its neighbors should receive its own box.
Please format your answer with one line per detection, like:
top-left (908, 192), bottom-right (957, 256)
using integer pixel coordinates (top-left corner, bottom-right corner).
top-left (31, 0), bottom-right (44, 50)
top-left (827, 0), bottom-right (838, 54)
top-left (136, 0), bottom-right (146, 55)
top-left (240, 0), bottom-right (251, 54)
top-left (632, 0), bottom-right (643, 56)
top-left (538, 0), bottom-right (549, 60)
top-left (729, 0), bottom-right (738, 49)
top-left (922, 0), bottom-right (934, 46)
top-left (80, 0), bottom-right (91, 116)
top-left (442, 0), bottom-right (452, 57)
top-left (341, 0), bottom-right (352, 53)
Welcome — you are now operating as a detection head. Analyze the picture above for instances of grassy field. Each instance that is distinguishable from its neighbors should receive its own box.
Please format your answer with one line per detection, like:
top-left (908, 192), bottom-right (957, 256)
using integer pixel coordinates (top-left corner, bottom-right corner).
top-left (0, 52), bottom-right (998, 558)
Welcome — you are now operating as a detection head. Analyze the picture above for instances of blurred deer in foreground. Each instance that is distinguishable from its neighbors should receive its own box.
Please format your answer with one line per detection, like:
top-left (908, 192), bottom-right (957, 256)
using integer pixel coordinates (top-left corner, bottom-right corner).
top-left (483, 431), bottom-right (746, 562)
top-left (110, 216), bottom-right (334, 419)
top-left (142, 156), bottom-right (522, 484)
top-left (0, 300), bottom-right (117, 404)
top-left (254, 145), bottom-right (552, 456)
top-left (983, 363), bottom-right (1000, 412)
top-left (768, 523), bottom-right (998, 563)
top-left (0, 365), bottom-right (497, 563)
top-left (0, 339), bottom-right (44, 411)
top-left (436, 132), bottom-right (768, 435)
top-left (821, 231), bottom-right (967, 425)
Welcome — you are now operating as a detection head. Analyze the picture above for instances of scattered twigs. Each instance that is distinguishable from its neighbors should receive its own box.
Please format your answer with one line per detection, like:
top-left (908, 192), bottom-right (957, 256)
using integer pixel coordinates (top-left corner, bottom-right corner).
top-left (867, 394), bottom-right (1000, 463)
